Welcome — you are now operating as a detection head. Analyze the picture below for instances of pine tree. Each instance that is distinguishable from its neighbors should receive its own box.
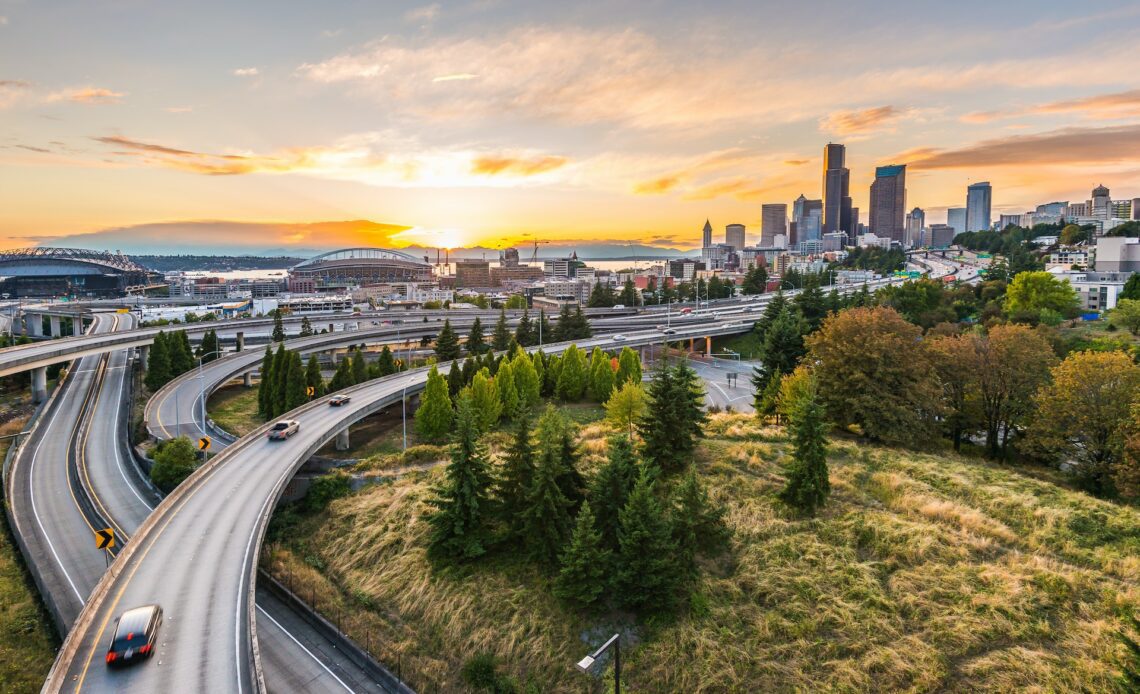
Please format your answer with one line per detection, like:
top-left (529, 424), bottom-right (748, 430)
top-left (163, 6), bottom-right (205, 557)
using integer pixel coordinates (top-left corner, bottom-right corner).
top-left (426, 394), bottom-right (494, 562)
top-left (447, 361), bottom-right (465, 398)
top-left (672, 467), bottom-right (728, 577)
top-left (468, 368), bottom-right (502, 432)
top-left (435, 319), bottom-right (461, 361)
top-left (532, 350), bottom-right (547, 396)
top-left (496, 359), bottom-right (520, 420)
top-left (514, 309), bottom-right (535, 346)
top-left (510, 351), bottom-right (541, 407)
top-left (589, 347), bottom-right (615, 402)
top-left (620, 278), bottom-right (639, 307)
top-left (615, 346), bottom-right (642, 388)
top-left (757, 306), bottom-right (805, 381)
top-left (271, 344), bottom-right (289, 417)
top-left (466, 316), bottom-right (486, 355)
top-left (272, 309), bottom-right (286, 342)
top-left (350, 348), bottom-right (368, 384)
top-left (616, 469), bottom-right (679, 611)
top-left (305, 354), bottom-right (324, 398)
top-left (793, 278), bottom-right (827, 333)
top-left (491, 309), bottom-right (512, 351)
top-left (415, 366), bottom-right (454, 443)
top-left (328, 356), bottom-right (353, 392)
top-left (144, 331), bottom-right (172, 392)
top-left (522, 410), bottom-right (574, 568)
top-left (571, 306), bottom-right (592, 339)
top-left (553, 501), bottom-right (611, 609)
top-left (779, 384), bottom-right (830, 516)
top-left (556, 344), bottom-right (588, 401)
top-left (554, 305), bottom-right (574, 341)
top-left (757, 291), bottom-right (788, 339)
top-left (588, 434), bottom-right (638, 553)
top-left (587, 281), bottom-right (614, 308)
top-left (299, 316), bottom-right (314, 337)
top-left (638, 364), bottom-right (707, 473)
top-left (169, 330), bottom-right (194, 376)
top-left (754, 370), bottom-right (783, 423)
top-left (537, 310), bottom-right (553, 345)
top-left (497, 411), bottom-right (535, 538)
top-left (376, 345), bottom-right (395, 376)
top-left (284, 351), bottom-right (308, 411)
top-left (257, 344), bottom-right (274, 418)
top-left (460, 356), bottom-right (478, 388)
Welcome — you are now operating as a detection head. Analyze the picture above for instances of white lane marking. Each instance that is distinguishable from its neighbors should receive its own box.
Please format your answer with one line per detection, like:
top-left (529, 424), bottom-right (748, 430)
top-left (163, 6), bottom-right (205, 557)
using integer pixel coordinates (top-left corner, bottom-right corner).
top-left (256, 605), bottom-right (355, 693)
top-left (238, 479), bottom-right (280, 694)
top-left (109, 353), bottom-right (155, 512)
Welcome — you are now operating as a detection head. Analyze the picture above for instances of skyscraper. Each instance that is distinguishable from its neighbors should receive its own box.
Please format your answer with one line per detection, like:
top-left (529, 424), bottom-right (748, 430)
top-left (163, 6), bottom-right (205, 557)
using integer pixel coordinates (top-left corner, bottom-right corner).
top-left (1091, 184), bottom-right (1111, 219)
top-left (725, 223), bottom-right (746, 250)
top-left (869, 165), bottom-right (906, 244)
top-left (701, 219), bottom-right (712, 248)
top-left (822, 143), bottom-right (853, 242)
top-left (760, 204), bottom-right (787, 246)
top-left (947, 207), bottom-right (967, 235)
top-left (905, 207), bottom-right (925, 248)
top-left (965, 182), bottom-right (992, 232)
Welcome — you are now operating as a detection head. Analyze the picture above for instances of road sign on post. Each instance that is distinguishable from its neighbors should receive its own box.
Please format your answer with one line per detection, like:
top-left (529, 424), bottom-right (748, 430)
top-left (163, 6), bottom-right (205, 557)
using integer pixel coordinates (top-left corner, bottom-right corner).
top-left (306, 386), bottom-right (315, 397)
top-left (95, 528), bottom-right (115, 550)
top-left (198, 436), bottom-right (211, 451)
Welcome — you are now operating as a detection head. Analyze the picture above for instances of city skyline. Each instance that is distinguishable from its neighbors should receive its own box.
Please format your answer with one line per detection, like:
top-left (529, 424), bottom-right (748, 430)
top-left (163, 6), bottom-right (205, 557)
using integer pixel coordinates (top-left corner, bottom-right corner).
top-left (4, 1), bottom-right (1140, 253)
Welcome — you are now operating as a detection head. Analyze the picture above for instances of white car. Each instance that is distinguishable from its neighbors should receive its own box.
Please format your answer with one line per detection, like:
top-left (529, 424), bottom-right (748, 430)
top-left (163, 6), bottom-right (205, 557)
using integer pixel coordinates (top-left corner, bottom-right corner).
top-left (611, 304), bottom-right (626, 310)
top-left (612, 334), bottom-right (627, 341)
top-left (267, 420), bottom-right (300, 440)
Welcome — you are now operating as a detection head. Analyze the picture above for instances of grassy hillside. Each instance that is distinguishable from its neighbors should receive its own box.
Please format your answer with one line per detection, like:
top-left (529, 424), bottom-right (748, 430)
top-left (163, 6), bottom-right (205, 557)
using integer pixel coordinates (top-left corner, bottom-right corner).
top-left (262, 413), bottom-right (1139, 692)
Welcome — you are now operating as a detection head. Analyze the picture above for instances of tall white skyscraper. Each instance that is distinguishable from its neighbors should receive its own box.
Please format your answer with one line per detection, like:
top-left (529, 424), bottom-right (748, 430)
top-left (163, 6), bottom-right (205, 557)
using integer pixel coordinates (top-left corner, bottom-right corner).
top-left (966, 182), bottom-right (992, 232)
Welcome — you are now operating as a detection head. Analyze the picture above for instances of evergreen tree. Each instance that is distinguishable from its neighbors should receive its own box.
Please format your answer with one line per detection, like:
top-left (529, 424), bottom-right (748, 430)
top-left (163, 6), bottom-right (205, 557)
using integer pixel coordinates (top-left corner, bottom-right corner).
top-left (299, 316), bottom-right (314, 337)
top-left (779, 383), bottom-right (830, 515)
top-left (447, 361), bottom-right (465, 398)
top-left (511, 351), bottom-right (541, 407)
top-left (514, 309), bottom-right (535, 346)
top-left (793, 278), bottom-right (827, 333)
top-left (271, 309), bottom-right (286, 342)
top-left (588, 434), bottom-right (638, 553)
top-left (415, 365), bottom-right (454, 443)
top-left (435, 319), bottom-right (461, 361)
top-left (537, 310), bottom-right (553, 345)
top-left (556, 413), bottom-right (587, 511)
top-left (672, 467), bottom-right (728, 577)
top-left (271, 344), bottom-right (289, 417)
top-left (327, 355), bottom-right (353, 392)
top-left (756, 306), bottom-right (805, 381)
top-left (425, 394), bottom-right (494, 562)
top-left (553, 501), bottom-right (611, 609)
top-left (638, 363), bottom-right (707, 473)
top-left (305, 353), bottom-right (325, 398)
top-left (497, 411), bottom-right (535, 538)
top-left (351, 348), bottom-right (368, 384)
top-left (587, 281), bottom-right (615, 308)
top-left (466, 316), bottom-right (487, 355)
top-left (145, 331), bottom-right (172, 392)
top-left (620, 278), bottom-right (639, 307)
top-left (754, 370), bottom-right (783, 423)
top-left (284, 351), bottom-right (308, 411)
top-left (376, 345), bottom-right (396, 376)
top-left (468, 368), bottom-right (502, 432)
top-left (170, 330), bottom-right (194, 376)
top-left (496, 359), bottom-right (520, 420)
top-left (257, 344), bottom-right (274, 418)
top-left (571, 306), bottom-right (592, 339)
top-left (556, 344), bottom-right (588, 401)
top-left (554, 305), bottom-right (574, 341)
top-left (460, 356), bottom-right (478, 388)
top-left (616, 470), bottom-right (679, 611)
top-left (757, 290), bottom-right (788, 338)
top-left (522, 409), bottom-right (574, 567)
top-left (532, 350), bottom-right (547, 396)
top-left (588, 347), bottom-right (615, 402)
top-left (615, 346), bottom-right (642, 388)
top-left (491, 309), bottom-right (512, 351)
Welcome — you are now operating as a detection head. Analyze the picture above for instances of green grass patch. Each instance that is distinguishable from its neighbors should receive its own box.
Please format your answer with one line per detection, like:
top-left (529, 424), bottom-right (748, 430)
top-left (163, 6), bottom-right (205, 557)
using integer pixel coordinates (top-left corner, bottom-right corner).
top-left (206, 383), bottom-right (262, 437)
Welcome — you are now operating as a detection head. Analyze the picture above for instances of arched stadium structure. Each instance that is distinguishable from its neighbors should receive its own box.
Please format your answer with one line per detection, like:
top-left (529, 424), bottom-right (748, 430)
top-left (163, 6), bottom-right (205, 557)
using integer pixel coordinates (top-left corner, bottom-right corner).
top-left (288, 247), bottom-right (433, 289)
top-left (0, 247), bottom-right (153, 298)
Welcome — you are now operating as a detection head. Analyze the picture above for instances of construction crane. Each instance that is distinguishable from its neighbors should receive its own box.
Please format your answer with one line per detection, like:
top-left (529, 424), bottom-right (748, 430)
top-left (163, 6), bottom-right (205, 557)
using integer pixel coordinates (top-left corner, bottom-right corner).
top-left (522, 234), bottom-right (551, 264)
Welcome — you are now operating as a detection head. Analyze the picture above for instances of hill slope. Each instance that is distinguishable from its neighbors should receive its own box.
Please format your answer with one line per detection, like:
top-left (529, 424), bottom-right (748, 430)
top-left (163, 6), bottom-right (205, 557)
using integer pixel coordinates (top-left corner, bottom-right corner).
top-left (262, 414), bottom-right (1139, 692)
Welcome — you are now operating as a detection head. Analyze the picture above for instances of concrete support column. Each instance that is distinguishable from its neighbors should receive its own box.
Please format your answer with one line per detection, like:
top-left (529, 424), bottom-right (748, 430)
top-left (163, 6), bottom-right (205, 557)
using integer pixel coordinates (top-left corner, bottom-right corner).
top-left (244, 371), bottom-right (253, 387)
top-left (49, 315), bottom-right (61, 337)
top-left (27, 314), bottom-right (43, 337)
top-left (705, 336), bottom-right (712, 354)
top-left (236, 331), bottom-right (245, 352)
top-left (140, 344), bottom-right (150, 366)
top-left (31, 366), bottom-right (47, 403)
top-left (328, 323), bottom-right (335, 333)
top-left (335, 428), bottom-right (350, 451)
top-left (689, 337), bottom-right (694, 352)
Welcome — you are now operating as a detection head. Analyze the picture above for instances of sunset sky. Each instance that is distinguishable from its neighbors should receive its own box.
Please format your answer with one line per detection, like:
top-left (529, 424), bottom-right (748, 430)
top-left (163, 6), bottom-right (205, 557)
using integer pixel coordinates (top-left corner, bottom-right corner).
top-left (3, 0), bottom-right (1140, 254)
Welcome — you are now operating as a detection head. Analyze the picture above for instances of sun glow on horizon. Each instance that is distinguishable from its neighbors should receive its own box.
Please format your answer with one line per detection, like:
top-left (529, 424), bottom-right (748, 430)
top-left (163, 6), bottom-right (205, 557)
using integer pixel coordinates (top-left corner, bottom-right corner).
top-left (391, 226), bottom-right (469, 250)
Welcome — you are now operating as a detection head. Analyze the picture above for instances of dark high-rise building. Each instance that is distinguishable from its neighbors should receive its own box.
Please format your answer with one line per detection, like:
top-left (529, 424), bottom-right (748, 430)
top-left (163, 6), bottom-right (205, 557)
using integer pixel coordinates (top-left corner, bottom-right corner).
top-left (760, 204), bottom-right (787, 246)
top-left (966, 181), bottom-right (993, 232)
top-left (869, 164), bottom-right (907, 244)
top-left (725, 223), bottom-right (746, 250)
top-left (822, 143), bottom-right (854, 243)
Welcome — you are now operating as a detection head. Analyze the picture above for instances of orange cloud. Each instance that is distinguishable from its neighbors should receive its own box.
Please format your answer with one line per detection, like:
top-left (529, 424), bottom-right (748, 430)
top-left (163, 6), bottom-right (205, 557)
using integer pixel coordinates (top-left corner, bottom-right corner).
top-left (470, 154), bottom-right (568, 176)
top-left (1033, 88), bottom-right (1140, 119)
top-left (683, 177), bottom-right (768, 201)
top-left (819, 105), bottom-right (903, 135)
top-left (633, 175), bottom-right (683, 195)
top-left (900, 123), bottom-right (1140, 169)
top-left (49, 87), bottom-right (124, 104)
top-left (783, 159), bottom-right (809, 166)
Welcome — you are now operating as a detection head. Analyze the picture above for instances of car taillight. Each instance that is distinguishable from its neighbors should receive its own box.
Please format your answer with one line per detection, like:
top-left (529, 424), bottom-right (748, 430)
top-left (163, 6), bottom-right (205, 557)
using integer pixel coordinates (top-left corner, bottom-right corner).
top-left (106, 652), bottom-right (117, 663)
top-left (139, 644), bottom-right (151, 655)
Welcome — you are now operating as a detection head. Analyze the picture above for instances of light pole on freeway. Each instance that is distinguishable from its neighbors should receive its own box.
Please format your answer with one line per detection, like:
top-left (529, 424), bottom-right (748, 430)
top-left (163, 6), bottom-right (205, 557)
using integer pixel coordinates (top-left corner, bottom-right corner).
top-left (196, 349), bottom-right (226, 439)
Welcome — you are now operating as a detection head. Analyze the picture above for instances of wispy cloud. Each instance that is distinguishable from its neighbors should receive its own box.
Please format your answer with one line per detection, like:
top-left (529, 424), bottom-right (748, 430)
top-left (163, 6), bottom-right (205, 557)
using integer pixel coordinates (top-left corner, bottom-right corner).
top-left (819, 105), bottom-right (914, 136)
top-left (470, 154), bottom-right (568, 176)
top-left (47, 87), bottom-right (124, 104)
top-left (0, 16), bottom-right (8, 26)
top-left (404, 4), bottom-right (441, 23)
top-left (633, 175), bottom-right (682, 195)
top-left (783, 159), bottom-right (809, 166)
top-left (1033, 88), bottom-right (1140, 119)
top-left (432, 73), bottom-right (478, 83)
top-left (164, 106), bottom-right (194, 113)
top-left (232, 67), bottom-right (260, 77)
top-left (901, 123), bottom-right (1140, 169)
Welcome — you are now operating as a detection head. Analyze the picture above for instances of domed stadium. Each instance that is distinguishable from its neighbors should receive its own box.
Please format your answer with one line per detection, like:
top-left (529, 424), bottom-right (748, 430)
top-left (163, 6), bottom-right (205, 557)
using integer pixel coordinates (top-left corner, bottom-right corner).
top-left (289, 248), bottom-right (433, 289)
top-left (0, 247), bottom-right (153, 298)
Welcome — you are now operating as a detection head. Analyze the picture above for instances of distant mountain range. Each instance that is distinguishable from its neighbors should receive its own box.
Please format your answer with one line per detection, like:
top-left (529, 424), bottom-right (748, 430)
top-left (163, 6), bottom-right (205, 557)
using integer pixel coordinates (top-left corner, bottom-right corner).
top-left (38, 220), bottom-right (694, 260)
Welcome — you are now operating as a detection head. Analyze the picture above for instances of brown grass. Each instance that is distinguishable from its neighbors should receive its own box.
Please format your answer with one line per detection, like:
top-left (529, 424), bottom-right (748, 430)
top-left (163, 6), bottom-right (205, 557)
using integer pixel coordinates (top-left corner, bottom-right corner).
top-left (263, 412), bottom-right (1140, 692)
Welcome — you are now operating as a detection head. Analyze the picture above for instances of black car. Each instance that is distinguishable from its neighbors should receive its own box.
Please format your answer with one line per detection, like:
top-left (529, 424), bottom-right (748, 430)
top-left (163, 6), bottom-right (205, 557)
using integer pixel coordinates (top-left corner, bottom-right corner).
top-left (329, 395), bottom-right (351, 407)
top-left (106, 604), bottom-right (163, 667)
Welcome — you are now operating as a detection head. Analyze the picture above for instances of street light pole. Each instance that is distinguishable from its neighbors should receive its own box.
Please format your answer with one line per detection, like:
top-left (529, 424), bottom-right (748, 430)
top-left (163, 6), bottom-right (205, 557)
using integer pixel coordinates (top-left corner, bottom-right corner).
top-left (197, 348), bottom-right (225, 437)
top-left (576, 633), bottom-right (621, 694)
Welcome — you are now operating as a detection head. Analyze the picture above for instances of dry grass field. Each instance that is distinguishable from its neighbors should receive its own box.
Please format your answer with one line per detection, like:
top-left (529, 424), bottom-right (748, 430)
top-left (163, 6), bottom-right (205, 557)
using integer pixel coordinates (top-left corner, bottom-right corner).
top-left (262, 412), bottom-right (1140, 693)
